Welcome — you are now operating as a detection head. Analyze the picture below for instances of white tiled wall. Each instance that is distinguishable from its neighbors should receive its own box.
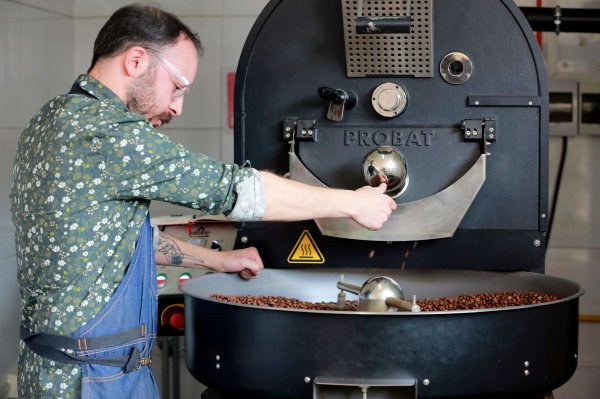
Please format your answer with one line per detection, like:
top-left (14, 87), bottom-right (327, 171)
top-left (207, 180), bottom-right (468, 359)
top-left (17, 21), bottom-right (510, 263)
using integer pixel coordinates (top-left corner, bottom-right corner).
top-left (13, 0), bottom-right (75, 16)
top-left (74, 0), bottom-right (223, 18)
top-left (0, 128), bottom-right (21, 395)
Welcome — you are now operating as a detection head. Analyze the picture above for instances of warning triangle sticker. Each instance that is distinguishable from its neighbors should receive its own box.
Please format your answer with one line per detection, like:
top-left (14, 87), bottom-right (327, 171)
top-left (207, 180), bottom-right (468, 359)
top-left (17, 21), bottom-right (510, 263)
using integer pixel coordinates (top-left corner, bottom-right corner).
top-left (287, 230), bottom-right (325, 264)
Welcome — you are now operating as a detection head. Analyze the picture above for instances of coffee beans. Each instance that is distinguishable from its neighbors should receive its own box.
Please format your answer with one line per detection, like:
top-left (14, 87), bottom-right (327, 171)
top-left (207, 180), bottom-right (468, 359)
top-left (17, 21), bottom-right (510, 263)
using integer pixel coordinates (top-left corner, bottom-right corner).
top-left (417, 292), bottom-right (558, 311)
top-left (210, 294), bottom-right (358, 311)
top-left (210, 291), bottom-right (558, 311)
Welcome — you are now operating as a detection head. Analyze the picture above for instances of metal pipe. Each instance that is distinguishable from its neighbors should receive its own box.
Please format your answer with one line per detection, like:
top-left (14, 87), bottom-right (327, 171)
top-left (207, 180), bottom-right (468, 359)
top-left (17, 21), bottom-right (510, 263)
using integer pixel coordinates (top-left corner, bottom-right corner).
top-left (520, 6), bottom-right (600, 34)
top-left (337, 280), bottom-right (361, 295)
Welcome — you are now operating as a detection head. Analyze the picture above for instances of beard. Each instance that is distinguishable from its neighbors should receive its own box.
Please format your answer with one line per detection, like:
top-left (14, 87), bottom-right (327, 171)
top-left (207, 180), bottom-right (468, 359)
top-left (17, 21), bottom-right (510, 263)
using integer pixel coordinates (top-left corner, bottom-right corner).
top-left (125, 67), bottom-right (172, 126)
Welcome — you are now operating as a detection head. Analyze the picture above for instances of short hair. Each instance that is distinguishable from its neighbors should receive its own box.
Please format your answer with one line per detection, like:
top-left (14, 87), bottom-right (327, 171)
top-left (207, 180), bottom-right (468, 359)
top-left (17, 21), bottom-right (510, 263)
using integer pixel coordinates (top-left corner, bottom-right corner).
top-left (88, 3), bottom-right (203, 71)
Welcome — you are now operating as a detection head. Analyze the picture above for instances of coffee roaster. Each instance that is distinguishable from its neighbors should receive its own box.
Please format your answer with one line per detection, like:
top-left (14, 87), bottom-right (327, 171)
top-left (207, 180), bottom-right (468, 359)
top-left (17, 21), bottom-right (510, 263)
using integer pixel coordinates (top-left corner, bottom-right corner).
top-left (181, 1), bottom-right (584, 398)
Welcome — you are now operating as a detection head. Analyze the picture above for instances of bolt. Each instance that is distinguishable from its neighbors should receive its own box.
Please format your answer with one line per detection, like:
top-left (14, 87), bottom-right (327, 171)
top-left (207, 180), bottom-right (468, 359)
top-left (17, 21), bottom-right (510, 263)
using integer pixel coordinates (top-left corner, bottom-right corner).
top-left (216, 355), bottom-right (220, 361)
top-left (423, 379), bottom-right (430, 386)
top-left (475, 101), bottom-right (480, 105)
top-left (473, 129), bottom-right (478, 136)
top-left (285, 126), bottom-right (291, 132)
top-left (528, 101), bottom-right (533, 106)
top-left (308, 129), bottom-right (313, 136)
top-left (541, 213), bottom-right (546, 218)
top-left (241, 236), bottom-right (248, 244)
top-left (304, 377), bottom-right (311, 383)
top-left (216, 363), bottom-right (220, 369)
top-left (489, 134), bottom-right (495, 139)
top-left (524, 361), bottom-right (529, 367)
top-left (284, 133), bottom-right (291, 138)
top-left (466, 130), bottom-right (471, 136)
top-left (301, 129), bottom-right (307, 136)
top-left (524, 370), bottom-right (530, 376)
top-left (534, 239), bottom-right (541, 247)
top-left (489, 127), bottom-right (495, 132)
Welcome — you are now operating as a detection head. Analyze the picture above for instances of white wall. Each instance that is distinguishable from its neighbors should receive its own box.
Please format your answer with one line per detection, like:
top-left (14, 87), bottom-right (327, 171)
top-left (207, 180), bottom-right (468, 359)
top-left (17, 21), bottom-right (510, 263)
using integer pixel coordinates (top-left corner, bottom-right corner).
top-left (0, 0), bottom-right (598, 398)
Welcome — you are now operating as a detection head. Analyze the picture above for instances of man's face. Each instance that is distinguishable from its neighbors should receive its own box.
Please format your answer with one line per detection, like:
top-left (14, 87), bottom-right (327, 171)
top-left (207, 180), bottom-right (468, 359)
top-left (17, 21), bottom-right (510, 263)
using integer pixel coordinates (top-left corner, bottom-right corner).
top-left (125, 64), bottom-right (173, 127)
top-left (126, 37), bottom-right (198, 128)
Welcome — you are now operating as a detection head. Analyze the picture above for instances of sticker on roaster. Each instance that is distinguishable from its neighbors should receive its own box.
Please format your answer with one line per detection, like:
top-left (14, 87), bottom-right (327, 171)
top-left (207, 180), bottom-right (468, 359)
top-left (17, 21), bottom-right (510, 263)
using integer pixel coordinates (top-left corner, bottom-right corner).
top-left (287, 230), bottom-right (325, 264)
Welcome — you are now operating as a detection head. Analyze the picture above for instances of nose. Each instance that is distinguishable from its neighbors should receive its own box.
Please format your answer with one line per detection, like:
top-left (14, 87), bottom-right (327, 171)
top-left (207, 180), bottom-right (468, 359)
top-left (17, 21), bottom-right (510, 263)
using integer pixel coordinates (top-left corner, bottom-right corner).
top-left (169, 96), bottom-right (184, 116)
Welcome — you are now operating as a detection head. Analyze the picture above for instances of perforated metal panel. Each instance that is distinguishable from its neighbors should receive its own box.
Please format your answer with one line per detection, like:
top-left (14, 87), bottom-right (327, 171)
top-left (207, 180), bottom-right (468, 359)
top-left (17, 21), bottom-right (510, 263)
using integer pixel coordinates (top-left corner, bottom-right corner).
top-left (342, 0), bottom-right (433, 77)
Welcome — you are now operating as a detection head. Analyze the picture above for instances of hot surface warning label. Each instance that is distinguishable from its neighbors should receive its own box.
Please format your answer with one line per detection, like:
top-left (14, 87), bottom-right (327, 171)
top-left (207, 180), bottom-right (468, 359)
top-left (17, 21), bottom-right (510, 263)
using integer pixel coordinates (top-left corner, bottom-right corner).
top-left (287, 230), bottom-right (325, 264)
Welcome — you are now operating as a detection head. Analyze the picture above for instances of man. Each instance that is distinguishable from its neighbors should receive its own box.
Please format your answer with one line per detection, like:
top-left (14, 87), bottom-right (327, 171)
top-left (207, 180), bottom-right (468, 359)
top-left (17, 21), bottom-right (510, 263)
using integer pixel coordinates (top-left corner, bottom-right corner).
top-left (10, 4), bottom-right (396, 398)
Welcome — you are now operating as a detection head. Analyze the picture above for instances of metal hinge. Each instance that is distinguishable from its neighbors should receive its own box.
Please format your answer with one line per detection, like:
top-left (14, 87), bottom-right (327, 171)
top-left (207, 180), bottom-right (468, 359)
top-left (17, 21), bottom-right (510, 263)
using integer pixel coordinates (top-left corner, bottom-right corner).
top-left (283, 118), bottom-right (318, 142)
top-left (462, 119), bottom-right (496, 142)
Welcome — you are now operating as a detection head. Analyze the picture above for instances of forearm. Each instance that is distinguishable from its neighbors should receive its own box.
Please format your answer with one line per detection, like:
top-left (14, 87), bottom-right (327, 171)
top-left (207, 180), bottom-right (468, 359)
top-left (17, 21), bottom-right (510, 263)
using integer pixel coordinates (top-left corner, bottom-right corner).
top-left (155, 231), bottom-right (224, 271)
top-left (259, 171), bottom-right (355, 221)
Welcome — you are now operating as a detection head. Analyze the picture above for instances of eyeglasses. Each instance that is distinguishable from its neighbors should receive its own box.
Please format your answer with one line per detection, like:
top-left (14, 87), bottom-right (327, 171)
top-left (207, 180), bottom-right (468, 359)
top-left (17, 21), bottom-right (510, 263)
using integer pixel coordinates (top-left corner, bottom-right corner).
top-left (161, 57), bottom-right (191, 98)
top-left (148, 49), bottom-right (192, 98)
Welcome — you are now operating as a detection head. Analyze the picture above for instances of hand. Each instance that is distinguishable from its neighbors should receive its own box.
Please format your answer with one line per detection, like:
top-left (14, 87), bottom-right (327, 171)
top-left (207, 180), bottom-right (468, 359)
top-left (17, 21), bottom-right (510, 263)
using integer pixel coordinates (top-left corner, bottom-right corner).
top-left (351, 183), bottom-right (397, 230)
top-left (367, 172), bottom-right (389, 186)
top-left (219, 246), bottom-right (264, 279)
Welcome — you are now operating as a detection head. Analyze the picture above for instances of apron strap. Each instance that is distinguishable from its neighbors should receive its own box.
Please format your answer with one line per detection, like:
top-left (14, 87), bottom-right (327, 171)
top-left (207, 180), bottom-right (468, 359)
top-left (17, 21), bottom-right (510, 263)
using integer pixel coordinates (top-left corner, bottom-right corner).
top-left (20, 325), bottom-right (151, 373)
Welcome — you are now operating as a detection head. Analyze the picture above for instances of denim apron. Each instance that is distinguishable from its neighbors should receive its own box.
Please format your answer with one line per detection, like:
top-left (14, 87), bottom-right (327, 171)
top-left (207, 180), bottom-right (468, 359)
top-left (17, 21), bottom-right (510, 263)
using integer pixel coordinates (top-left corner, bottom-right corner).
top-left (72, 214), bottom-right (159, 399)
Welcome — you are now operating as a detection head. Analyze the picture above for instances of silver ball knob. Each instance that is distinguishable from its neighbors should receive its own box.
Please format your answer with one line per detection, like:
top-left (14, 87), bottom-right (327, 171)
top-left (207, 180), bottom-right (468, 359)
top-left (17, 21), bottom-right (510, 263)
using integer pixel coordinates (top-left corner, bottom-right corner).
top-left (362, 146), bottom-right (408, 198)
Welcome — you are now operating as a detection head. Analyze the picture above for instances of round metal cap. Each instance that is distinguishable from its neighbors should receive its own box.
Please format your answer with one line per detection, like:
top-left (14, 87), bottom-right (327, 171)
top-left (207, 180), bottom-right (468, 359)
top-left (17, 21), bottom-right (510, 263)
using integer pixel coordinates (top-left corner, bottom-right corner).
top-left (371, 83), bottom-right (407, 117)
top-left (440, 52), bottom-right (473, 84)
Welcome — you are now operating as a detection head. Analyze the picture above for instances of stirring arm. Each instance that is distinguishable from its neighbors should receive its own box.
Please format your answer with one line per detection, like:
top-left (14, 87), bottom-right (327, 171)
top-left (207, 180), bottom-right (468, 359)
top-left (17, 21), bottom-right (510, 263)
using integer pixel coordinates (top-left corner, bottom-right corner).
top-left (385, 297), bottom-right (421, 313)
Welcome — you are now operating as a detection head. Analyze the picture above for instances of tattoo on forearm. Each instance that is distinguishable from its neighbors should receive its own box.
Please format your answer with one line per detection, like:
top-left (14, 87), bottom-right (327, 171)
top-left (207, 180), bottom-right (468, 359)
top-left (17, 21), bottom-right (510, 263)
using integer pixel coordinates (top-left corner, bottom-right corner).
top-left (157, 233), bottom-right (206, 266)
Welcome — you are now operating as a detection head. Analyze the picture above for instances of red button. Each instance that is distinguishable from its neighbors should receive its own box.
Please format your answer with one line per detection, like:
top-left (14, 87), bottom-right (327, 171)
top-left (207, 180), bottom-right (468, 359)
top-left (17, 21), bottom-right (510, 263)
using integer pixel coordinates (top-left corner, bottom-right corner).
top-left (157, 273), bottom-right (167, 289)
top-left (169, 310), bottom-right (185, 330)
top-left (178, 272), bottom-right (191, 285)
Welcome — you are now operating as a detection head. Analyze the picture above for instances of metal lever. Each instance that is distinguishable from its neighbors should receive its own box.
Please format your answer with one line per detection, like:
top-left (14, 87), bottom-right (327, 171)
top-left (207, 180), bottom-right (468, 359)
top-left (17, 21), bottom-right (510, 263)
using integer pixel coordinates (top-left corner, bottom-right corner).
top-left (355, 0), bottom-right (411, 34)
top-left (336, 280), bottom-right (360, 295)
top-left (317, 87), bottom-right (357, 122)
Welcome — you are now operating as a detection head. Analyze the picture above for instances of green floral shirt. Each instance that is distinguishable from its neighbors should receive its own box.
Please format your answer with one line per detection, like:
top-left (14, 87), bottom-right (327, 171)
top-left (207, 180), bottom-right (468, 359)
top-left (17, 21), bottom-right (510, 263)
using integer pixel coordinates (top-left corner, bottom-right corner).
top-left (10, 74), bottom-right (253, 398)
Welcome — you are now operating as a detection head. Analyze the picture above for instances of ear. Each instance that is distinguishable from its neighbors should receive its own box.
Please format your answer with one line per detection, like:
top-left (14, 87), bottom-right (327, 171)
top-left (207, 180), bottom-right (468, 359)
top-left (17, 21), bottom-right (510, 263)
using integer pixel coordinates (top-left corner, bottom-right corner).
top-left (123, 46), bottom-right (151, 77)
